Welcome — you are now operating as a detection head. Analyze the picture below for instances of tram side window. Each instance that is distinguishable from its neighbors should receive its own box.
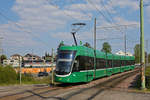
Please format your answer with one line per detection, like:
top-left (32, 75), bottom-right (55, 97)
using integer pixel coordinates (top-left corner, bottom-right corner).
top-left (129, 60), bottom-right (131, 65)
top-left (96, 59), bottom-right (100, 69)
top-left (130, 60), bottom-right (132, 65)
top-left (114, 60), bottom-right (119, 67)
top-left (113, 60), bottom-right (117, 67)
top-left (131, 60), bottom-right (133, 65)
top-left (118, 60), bottom-right (121, 67)
top-left (122, 60), bottom-right (126, 66)
top-left (85, 57), bottom-right (94, 70)
top-left (107, 60), bottom-right (112, 68)
top-left (113, 60), bottom-right (115, 67)
top-left (78, 56), bottom-right (94, 71)
top-left (127, 60), bottom-right (129, 65)
top-left (78, 56), bottom-right (86, 70)
top-left (96, 58), bottom-right (106, 69)
top-left (121, 60), bottom-right (123, 66)
top-left (117, 60), bottom-right (121, 67)
top-left (126, 60), bottom-right (128, 65)
top-left (117, 60), bottom-right (119, 67)
top-left (126, 60), bottom-right (130, 65)
top-left (101, 59), bottom-right (106, 68)
top-left (130, 60), bottom-right (134, 65)
top-left (132, 60), bottom-right (135, 65)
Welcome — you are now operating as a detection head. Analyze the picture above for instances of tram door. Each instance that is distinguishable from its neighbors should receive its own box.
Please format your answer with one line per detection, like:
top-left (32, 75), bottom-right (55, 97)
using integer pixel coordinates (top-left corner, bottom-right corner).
top-left (85, 57), bottom-right (94, 82)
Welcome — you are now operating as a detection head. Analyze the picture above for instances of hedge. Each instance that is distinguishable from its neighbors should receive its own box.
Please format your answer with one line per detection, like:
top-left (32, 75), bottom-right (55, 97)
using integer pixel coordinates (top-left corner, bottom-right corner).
top-left (0, 65), bottom-right (17, 84)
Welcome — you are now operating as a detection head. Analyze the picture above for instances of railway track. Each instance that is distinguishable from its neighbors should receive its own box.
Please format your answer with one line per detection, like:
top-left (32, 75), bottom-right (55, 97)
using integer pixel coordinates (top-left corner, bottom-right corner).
top-left (0, 69), bottom-right (140, 100)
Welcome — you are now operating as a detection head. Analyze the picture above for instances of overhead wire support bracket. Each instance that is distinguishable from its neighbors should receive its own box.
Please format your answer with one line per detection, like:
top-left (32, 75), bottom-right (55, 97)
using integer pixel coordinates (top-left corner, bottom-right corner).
top-left (96, 24), bottom-right (138, 30)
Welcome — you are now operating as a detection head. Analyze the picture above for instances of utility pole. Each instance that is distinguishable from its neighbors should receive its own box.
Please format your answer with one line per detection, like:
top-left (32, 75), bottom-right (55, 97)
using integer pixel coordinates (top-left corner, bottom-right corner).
top-left (0, 37), bottom-right (3, 65)
top-left (124, 27), bottom-right (127, 56)
top-left (94, 18), bottom-right (96, 55)
top-left (19, 56), bottom-right (22, 84)
top-left (31, 49), bottom-right (33, 67)
top-left (0, 37), bottom-right (3, 55)
top-left (146, 40), bottom-right (148, 66)
top-left (51, 48), bottom-right (54, 85)
top-left (94, 18), bottom-right (96, 78)
top-left (140, 0), bottom-right (146, 90)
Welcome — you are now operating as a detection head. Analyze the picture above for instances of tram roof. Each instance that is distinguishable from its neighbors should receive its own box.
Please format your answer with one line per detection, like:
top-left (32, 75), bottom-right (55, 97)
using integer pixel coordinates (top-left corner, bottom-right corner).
top-left (59, 45), bottom-right (134, 60)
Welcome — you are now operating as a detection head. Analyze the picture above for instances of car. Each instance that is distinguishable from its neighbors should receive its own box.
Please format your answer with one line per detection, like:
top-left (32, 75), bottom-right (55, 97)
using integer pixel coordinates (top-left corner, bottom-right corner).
top-left (38, 72), bottom-right (48, 77)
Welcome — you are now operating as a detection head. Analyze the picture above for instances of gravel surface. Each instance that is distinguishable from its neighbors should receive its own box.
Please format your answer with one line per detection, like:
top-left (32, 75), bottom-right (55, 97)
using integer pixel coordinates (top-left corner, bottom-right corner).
top-left (93, 90), bottom-right (150, 100)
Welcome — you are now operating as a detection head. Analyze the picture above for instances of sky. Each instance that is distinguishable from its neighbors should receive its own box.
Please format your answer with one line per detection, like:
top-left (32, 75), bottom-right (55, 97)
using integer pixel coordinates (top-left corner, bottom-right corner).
top-left (0, 0), bottom-right (149, 57)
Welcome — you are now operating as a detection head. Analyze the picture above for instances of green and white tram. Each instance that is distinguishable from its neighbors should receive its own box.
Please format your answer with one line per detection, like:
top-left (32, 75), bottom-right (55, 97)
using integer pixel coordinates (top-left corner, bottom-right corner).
top-left (55, 45), bottom-right (135, 83)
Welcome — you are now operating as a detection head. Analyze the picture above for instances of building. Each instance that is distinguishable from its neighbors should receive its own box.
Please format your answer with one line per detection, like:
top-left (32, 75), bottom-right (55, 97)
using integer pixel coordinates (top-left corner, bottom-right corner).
top-left (3, 59), bottom-right (20, 67)
top-left (23, 60), bottom-right (55, 68)
top-left (116, 50), bottom-right (133, 56)
top-left (23, 53), bottom-right (41, 61)
top-left (10, 54), bottom-right (22, 60)
top-left (3, 53), bottom-right (56, 68)
top-left (3, 54), bottom-right (22, 67)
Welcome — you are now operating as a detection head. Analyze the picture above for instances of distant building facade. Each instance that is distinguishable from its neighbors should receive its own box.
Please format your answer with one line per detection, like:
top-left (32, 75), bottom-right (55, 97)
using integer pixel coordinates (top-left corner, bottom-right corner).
top-left (3, 54), bottom-right (22, 67)
top-left (23, 53), bottom-right (41, 61)
top-left (3, 53), bottom-right (56, 68)
top-left (116, 50), bottom-right (133, 56)
top-left (3, 59), bottom-right (20, 67)
top-left (10, 54), bottom-right (22, 60)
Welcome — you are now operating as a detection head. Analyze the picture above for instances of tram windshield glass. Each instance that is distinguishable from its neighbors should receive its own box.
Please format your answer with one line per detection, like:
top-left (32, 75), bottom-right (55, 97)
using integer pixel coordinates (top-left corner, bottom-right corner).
top-left (55, 50), bottom-right (76, 75)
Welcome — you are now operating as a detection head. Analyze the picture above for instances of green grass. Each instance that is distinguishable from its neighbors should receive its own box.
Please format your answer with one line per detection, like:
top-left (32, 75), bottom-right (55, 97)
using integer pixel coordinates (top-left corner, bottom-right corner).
top-left (0, 65), bottom-right (52, 86)
top-left (135, 66), bottom-right (150, 91)
top-left (18, 76), bottom-right (51, 84)
top-left (0, 76), bottom-right (51, 86)
top-left (145, 66), bottom-right (150, 89)
top-left (145, 66), bottom-right (150, 76)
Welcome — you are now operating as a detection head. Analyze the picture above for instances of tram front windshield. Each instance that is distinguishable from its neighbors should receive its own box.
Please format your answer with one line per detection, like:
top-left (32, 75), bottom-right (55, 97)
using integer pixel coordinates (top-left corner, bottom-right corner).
top-left (55, 50), bottom-right (76, 75)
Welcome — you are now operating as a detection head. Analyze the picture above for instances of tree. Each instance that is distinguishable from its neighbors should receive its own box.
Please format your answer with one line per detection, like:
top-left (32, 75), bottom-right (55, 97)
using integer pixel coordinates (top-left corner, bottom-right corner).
top-left (101, 42), bottom-right (112, 53)
top-left (148, 54), bottom-right (150, 64)
top-left (45, 52), bottom-right (50, 57)
top-left (145, 52), bottom-right (148, 64)
top-left (0, 55), bottom-right (7, 64)
top-left (134, 44), bottom-right (140, 63)
top-left (83, 42), bottom-right (92, 48)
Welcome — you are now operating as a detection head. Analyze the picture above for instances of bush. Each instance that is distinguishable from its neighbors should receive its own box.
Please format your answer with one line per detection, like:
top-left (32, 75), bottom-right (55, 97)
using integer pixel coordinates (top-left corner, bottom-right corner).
top-left (145, 66), bottom-right (150, 89)
top-left (0, 65), bottom-right (50, 85)
top-left (17, 73), bottom-right (34, 82)
top-left (0, 65), bottom-right (17, 84)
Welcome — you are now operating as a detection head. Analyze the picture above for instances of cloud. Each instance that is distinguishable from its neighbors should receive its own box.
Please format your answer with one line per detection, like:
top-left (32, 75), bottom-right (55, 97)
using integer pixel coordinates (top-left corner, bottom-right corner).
top-left (114, 17), bottom-right (139, 26)
top-left (51, 32), bottom-right (72, 40)
top-left (146, 6), bottom-right (150, 22)
top-left (0, 0), bottom-right (141, 56)
top-left (0, 0), bottom-right (93, 49)
top-left (108, 0), bottom-right (139, 11)
top-left (0, 23), bottom-right (40, 48)
top-left (51, 31), bottom-right (93, 40)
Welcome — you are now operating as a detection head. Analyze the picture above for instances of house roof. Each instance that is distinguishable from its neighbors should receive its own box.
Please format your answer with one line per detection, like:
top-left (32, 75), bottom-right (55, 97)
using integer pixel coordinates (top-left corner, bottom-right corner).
top-left (24, 53), bottom-right (40, 58)
top-left (11, 54), bottom-right (22, 57)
